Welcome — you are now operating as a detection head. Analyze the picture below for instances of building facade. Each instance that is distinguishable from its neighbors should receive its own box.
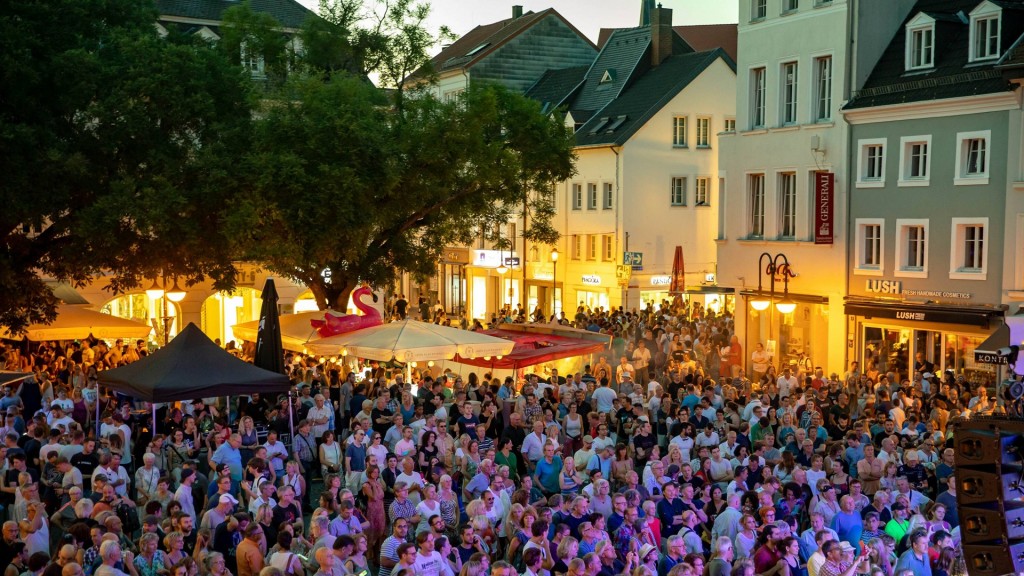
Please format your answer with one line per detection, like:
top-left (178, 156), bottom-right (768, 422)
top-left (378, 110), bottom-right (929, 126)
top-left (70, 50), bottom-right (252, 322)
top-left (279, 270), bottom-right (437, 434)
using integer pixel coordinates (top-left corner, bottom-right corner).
top-left (842, 0), bottom-right (1024, 385)
top-left (716, 0), bottom-right (914, 377)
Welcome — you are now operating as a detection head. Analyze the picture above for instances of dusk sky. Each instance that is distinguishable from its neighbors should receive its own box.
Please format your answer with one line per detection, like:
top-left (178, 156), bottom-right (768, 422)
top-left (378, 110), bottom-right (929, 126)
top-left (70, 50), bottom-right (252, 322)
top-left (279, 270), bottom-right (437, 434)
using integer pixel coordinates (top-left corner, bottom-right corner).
top-left (298, 1), bottom-right (739, 48)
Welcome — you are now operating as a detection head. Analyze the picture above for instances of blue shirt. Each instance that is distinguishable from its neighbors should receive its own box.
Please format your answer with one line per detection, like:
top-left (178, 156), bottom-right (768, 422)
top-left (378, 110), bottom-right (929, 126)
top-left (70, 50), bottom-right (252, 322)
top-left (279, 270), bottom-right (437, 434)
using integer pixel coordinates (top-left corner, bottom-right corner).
top-left (211, 443), bottom-right (243, 480)
top-left (587, 454), bottom-right (612, 479)
top-left (534, 455), bottom-right (563, 494)
top-left (831, 511), bottom-right (863, 554)
top-left (894, 549), bottom-right (932, 576)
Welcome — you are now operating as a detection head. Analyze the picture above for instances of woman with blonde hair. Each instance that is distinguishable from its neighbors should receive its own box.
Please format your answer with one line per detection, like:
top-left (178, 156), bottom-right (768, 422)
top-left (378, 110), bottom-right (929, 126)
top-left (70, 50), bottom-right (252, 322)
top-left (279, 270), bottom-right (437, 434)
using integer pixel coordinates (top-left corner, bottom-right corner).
top-left (164, 532), bottom-right (187, 566)
top-left (498, 503), bottom-right (524, 557)
top-left (505, 505), bottom-right (537, 565)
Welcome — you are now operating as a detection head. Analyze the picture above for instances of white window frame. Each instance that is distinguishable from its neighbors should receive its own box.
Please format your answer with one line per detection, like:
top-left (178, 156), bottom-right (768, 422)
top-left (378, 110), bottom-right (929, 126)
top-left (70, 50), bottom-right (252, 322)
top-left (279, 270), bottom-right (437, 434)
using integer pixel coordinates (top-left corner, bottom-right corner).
top-left (813, 55), bottom-right (832, 122)
top-left (969, 4), bottom-right (1001, 62)
top-left (241, 42), bottom-right (266, 78)
top-left (782, 0), bottom-right (799, 13)
top-left (854, 218), bottom-right (885, 276)
top-left (603, 182), bottom-right (614, 209)
top-left (950, 217), bottom-right (989, 280)
top-left (898, 135), bottom-right (932, 187)
top-left (724, 117), bottom-right (736, 133)
top-left (895, 218), bottom-right (929, 278)
top-left (905, 15), bottom-right (935, 71)
top-left (673, 116), bottom-right (688, 147)
top-left (602, 235), bottom-right (614, 261)
top-left (778, 172), bottom-right (797, 240)
top-left (695, 177), bottom-right (711, 206)
top-left (750, 67), bottom-right (766, 129)
top-left (954, 130), bottom-right (991, 186)
top-left (571, 183), bottom-right (582, 210)
top-left (587, 183), bottom-right (598, 210)
top-left (671, 177), bottom-right (687, 206)
top-left (856, 138), bottom-right (887, 188)
top-left (587, 235), bottom-right (597, 260)
top-left (571, 235), bottom-right (581, 260)
top-left (780, 61), bottom-right (798, 126)
top-left (748, 173), bottom-right (765, 238)
top-left (751, 0), bottom-right (767, 21)
top-left (696, 117), bottom-right (711, 147)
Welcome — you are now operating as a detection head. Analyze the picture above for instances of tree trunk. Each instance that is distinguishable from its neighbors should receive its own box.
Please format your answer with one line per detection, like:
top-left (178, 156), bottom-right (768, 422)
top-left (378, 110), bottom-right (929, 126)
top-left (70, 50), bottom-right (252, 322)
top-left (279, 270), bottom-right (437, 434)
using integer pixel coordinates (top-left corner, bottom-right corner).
top-left (305, 275), bottom-right (357, 312)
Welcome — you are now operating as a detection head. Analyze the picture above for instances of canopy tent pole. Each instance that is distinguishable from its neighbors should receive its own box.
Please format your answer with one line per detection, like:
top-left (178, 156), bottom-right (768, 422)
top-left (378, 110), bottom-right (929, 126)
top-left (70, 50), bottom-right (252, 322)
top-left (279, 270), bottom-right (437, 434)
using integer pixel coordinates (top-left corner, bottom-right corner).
top-left (152, 403), bottom-right (157, 437)
top-left (95, 380), bottom-right (101, 438)
top-left (288, 391), bottom-right (295, 441)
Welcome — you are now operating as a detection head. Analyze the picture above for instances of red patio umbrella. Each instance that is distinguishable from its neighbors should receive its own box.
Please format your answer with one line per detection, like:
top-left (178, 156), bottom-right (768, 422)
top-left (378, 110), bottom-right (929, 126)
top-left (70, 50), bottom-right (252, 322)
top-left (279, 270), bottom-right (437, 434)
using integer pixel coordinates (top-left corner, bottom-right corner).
top-left (669, 245), bottom-right (686, 294)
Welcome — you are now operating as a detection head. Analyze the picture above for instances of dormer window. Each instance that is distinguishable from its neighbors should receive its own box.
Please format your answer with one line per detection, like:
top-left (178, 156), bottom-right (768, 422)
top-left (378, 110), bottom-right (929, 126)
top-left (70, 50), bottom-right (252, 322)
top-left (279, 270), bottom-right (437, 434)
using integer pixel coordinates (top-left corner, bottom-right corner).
top-left (969, 2), bottom-right (1001, 61)
top-left (904, 14), bottom-right (935, 71)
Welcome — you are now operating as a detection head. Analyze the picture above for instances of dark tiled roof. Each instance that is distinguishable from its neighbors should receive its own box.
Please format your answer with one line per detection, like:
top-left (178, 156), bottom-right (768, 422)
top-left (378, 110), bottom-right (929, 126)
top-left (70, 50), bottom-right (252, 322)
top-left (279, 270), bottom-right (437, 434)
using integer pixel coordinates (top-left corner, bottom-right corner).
top-left (597, 24), bottom-right (738, 62)
top-left (844, 0), bottom-right (1023, 109)
top-left (569, 27), bottom-right (656, 117)
top-left (524, 65), bottom-right (589, 113)
top-left (156, 0), bottom-right (315, 29)
top-left (428, 10), bottom-right (549, 73)
top-left (574, 49), bottom-right (724, 147)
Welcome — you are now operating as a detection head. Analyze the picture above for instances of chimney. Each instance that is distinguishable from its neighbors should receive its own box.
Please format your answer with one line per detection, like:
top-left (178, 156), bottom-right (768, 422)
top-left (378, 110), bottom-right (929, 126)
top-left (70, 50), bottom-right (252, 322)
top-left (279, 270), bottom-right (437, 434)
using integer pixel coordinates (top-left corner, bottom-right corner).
top-left (512, 5), bottom-right (523, 19)
top-left (650, 3), bottom-right (673, 66)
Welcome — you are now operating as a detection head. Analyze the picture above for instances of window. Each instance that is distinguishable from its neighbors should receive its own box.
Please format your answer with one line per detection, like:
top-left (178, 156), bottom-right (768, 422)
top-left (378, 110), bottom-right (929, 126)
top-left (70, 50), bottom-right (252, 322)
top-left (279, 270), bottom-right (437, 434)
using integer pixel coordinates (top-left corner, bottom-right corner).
top-left (695, 178), bottom-right (710, 206)
top-left (241, 42), bottom-right (266, 78)
top-left (781, 62), bottom-right (798, 125)
top-left (895, 219), bottom-right (929, 278)
top-left (696, 117), bottom-right (711, 147)
top-left (856, 138), bottom-right (887, 188)
top-left (718, 177), bottom-right (727, 239)
top-left (783, 0), bottom-right (799, 13)
top-left (898, 135), bottom-right (931, 186)
top-left (950, 218), bottom-right (988, 279)
top-left (603, 182), bottom-right (614, 209)
top-left (778, 172), bottom-right (797, 239)
top-left (587, 183), bottom-right (597, 210)
top-left (671, 177), bottom-right (687, 206)
top-left (813, 56), bottom-right (832, 121)
top-left (955, 130), bottom-right (991, 185)
top-left (854, 219), bottom-right (885, 275)
top-left (748, 174), bottom-right (765, 238)
top-left (907, 24), bottom-right (935, 70)
top-left (724, 118), bottom-right (736, 132)
top-left (673, 116), bottom-right (687, 147)
top-left (602, 235), bottom-right (614, 261)
top-left (571, 183), bottom-right (582, 209)
top-left (750, 68), bottom-right (766, 129)
top-left (751, 0), bottom-right (767, 21)
top-left (571, 235), bottom-right (581, 260)
top-left (588, 235), bottom-right (597, 260)
top-left (971, 15), bottom-right (1000, 61)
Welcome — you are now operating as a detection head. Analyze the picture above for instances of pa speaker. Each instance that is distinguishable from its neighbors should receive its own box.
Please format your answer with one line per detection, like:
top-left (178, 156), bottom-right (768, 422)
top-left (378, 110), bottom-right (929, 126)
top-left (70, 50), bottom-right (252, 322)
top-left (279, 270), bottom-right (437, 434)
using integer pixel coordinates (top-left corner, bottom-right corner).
top-left (953, 416), bottom-right (1024, 575)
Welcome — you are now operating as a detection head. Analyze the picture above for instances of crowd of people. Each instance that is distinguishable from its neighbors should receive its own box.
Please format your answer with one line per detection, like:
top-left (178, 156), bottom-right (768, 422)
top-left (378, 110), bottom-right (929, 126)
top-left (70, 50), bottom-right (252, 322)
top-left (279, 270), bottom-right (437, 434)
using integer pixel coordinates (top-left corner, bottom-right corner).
top-left (0, 298), bottom-right (979, 576)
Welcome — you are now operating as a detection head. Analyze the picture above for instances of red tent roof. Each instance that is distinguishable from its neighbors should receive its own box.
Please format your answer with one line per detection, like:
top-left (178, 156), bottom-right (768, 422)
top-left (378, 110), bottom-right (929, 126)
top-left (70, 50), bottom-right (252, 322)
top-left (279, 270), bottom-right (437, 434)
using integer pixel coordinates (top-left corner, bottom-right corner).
top-left (454, 324), bottom-right (610, 370)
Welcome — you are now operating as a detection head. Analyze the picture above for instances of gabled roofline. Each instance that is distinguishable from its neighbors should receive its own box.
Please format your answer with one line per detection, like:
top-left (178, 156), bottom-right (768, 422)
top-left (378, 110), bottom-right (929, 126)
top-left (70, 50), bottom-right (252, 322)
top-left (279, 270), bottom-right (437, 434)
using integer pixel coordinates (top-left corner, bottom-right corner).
top-left (450, 9), bottom-right (597, 73)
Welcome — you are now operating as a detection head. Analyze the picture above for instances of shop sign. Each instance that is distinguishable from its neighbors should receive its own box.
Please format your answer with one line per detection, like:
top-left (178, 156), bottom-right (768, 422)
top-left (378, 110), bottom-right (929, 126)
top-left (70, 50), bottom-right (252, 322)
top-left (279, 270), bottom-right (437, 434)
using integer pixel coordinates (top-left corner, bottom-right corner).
top-left (974, 351), bottom-right (1008, 365)
top-left (814, 172), bottom-right (834, 245)
top-left (650, 275), bottom-right (671, 286)
top-left (473, 250), bottom-right (516, 268)
top-left (904, 289), bottom-right (972, 299)
top-left (503, 257), bottom-right (521, 267)
top-left (845, 303), bottom-right (995, 327)
top-left (865, 280), bottom-right (901, 294)
top-left (864, 280), bottom-right (972, 300)
top-left (442, 248), bottom-right (470, 264)
top-left (581, 275), bottom-right (601, 286)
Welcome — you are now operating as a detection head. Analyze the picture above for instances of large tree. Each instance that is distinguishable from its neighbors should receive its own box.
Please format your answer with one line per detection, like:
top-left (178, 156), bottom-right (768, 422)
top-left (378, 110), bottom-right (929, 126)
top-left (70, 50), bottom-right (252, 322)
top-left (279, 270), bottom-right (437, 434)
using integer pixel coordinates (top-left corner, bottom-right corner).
top-left (0, 0), bottom-right (254, 333)
top-left (239, 75), bottom-right (575, 311)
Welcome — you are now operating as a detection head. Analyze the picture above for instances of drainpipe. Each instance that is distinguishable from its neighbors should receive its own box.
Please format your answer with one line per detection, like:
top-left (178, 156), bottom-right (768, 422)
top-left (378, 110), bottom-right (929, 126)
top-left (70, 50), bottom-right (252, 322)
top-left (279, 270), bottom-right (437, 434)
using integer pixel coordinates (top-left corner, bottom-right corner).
top-left (613, 145), bottom-right (622, 306)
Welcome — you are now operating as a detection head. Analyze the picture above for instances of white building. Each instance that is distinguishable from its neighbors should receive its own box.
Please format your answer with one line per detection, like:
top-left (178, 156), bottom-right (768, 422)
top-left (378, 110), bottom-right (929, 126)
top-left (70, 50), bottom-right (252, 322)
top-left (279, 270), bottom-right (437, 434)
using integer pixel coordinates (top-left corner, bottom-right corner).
top-left (715, 0), bottom-right (914, 377)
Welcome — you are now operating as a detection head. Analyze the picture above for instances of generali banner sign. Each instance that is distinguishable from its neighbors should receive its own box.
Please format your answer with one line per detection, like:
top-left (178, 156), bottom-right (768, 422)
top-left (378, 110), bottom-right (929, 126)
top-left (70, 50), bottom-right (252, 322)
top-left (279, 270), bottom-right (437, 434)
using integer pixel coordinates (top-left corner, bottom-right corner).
top-left (814, 172), bottom-right (833, 245)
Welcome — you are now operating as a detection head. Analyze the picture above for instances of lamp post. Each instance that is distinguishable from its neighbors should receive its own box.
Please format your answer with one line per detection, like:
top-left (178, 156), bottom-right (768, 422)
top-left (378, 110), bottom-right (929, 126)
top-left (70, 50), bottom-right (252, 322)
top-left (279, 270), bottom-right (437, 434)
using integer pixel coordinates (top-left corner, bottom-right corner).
top-left (749, 253), bottom-right (796, 365)
top-left (551, 248), bottom-right (559, 319)
top-left (146, 275), bottom-right (186, 346)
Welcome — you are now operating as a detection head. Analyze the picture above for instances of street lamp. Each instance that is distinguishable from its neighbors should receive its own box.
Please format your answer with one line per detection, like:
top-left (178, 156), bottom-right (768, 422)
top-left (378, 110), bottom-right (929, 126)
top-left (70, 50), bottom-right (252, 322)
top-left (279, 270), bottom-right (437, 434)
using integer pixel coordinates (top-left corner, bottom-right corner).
top-left (750, 252), bottom-right (796, 313)
top-left (551, 248), bottom-right (559, 318)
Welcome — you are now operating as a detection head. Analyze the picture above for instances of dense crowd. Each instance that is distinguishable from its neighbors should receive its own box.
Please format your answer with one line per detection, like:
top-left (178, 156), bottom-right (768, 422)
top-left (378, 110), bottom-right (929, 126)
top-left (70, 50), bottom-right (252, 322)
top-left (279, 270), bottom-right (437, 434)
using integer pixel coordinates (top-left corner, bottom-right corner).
top-left (0, 298), bottom-right (980, 576)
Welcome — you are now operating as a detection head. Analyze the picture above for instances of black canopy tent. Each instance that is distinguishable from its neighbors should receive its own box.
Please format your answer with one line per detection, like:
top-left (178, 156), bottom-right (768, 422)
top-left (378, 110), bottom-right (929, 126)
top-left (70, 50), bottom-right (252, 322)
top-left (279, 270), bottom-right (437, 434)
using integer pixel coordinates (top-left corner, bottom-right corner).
top-left (98, 323), bottom-right (291, 432)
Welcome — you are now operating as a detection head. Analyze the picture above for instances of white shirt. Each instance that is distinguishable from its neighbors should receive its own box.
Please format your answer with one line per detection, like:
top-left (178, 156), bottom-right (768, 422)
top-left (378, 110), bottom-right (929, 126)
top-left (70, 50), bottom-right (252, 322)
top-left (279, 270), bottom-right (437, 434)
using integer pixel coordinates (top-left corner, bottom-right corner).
top-left (521, 432), bottom-right (547, 462)
top-left (263, 440), bottom-right (288, 471)
top-left (307, 405), bottom-right (333, 438)
top-left (412, 551), bottom-right (446, 576)
top-left (777, 375), bottom-right (798, 398)
top-left (175, 482), bottom-right (196, 522)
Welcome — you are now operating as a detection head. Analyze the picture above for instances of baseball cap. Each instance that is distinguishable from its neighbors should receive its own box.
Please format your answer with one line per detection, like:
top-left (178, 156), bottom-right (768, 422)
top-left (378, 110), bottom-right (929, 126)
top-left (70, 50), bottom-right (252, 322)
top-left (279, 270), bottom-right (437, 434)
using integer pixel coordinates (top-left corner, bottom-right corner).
top-left (839, 542), bottom-right (854, 553)
top-left (219, 494), bottom-right (239, 505)
top-left (583, 435), bottom-right (594, 444)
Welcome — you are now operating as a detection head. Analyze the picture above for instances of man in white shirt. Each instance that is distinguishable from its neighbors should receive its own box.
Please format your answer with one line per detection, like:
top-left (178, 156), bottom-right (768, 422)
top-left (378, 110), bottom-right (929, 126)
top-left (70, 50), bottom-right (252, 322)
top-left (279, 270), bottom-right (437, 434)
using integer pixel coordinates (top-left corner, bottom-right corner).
top-left (777, 367), bottom-right (798, 399)
top-left (307, 395), bottom-right (333, 440)
top-left (411, 532), bottom-right (446, 576)
top-left (262, 430), bottom-right (288, 477)
top-left (46, 404), bottom-right (75, 433)
top-left (520, 420), bottom-right (547, 470)
top-left (93, 454), bottom-right (130, 496)
top-left (175, 469), bottom-right (197, 523)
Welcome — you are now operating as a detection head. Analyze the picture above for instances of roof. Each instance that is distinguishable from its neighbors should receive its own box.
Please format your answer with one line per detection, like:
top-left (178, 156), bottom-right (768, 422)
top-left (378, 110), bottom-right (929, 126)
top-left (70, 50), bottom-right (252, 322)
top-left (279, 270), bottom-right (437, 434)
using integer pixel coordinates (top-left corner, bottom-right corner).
top-left (573, 49), bottom-right (725, 147)
top-left (844, 0), bottom-right (1023, 109)
top-left (524, 65), bottom-right (590, 113)
top-left (156, 0), bottom-right (315, 29)
top-left (596, 24), bottom-right (738, 62)
top-left (569, 26), bottom-right (664, 118)
top-left (416, 8), bottom-right (596, 80)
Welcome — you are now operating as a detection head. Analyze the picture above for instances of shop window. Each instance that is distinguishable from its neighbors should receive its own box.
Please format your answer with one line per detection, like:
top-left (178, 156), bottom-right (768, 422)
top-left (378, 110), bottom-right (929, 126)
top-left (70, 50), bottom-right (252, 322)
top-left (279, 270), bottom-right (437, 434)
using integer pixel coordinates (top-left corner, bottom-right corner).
top-left (863, 326), bottom-right (910, 382)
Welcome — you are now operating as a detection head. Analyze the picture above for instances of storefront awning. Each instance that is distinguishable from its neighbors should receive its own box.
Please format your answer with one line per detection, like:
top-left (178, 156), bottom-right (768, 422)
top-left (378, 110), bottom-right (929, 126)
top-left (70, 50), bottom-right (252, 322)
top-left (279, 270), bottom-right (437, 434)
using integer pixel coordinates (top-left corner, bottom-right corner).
top-left (686, 286), bottom-right (735, 295)
top-left (844, 299), bottom-right (1004, 328)
top-left (974, 323), bottom-right (1010, 365)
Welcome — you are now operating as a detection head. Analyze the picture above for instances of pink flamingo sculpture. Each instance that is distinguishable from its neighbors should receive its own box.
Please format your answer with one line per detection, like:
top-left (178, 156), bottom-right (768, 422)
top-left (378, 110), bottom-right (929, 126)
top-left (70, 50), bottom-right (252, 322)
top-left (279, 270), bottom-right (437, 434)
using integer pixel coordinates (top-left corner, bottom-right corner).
top-left (310, 286), bottom-right (383, 338)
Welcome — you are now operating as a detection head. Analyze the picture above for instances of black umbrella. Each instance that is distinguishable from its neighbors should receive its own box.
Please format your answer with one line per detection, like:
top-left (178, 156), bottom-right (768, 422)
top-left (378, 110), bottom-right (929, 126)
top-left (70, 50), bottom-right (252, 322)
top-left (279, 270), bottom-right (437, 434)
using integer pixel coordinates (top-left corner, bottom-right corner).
top-left (254, 278), bottom-right (285, 375)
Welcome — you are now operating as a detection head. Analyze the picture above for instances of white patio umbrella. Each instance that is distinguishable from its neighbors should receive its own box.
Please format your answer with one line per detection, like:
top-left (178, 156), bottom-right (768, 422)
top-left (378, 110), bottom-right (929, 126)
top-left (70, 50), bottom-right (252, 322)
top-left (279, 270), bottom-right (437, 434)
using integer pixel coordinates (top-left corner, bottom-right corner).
top-left (306, 319), bottom-right (515, 365)
top-left (232, 310), bottom-right (344, 352)
top-left (0, 305), bottom-right (152, 341)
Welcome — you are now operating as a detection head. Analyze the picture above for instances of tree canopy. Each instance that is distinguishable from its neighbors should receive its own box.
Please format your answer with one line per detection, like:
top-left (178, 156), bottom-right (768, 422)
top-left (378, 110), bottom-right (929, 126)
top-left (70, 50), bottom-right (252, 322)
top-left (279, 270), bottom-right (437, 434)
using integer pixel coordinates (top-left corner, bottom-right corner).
top-left (0, 0), bottom-right (254, 333)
